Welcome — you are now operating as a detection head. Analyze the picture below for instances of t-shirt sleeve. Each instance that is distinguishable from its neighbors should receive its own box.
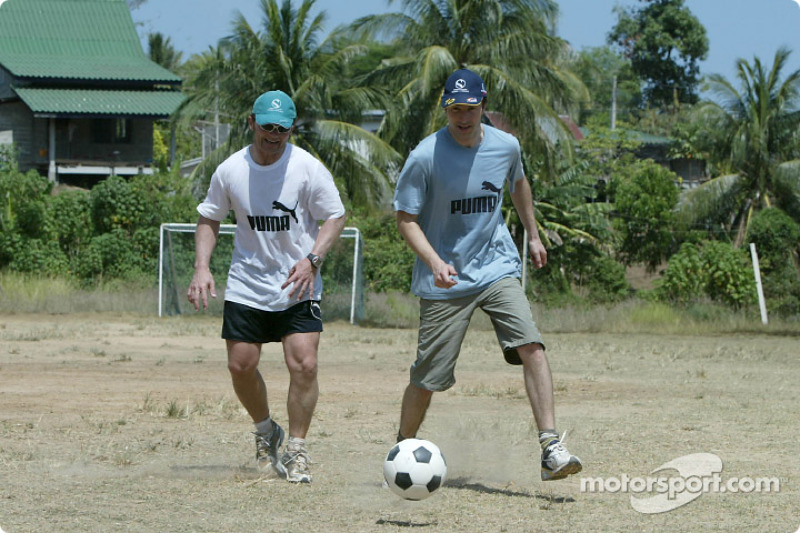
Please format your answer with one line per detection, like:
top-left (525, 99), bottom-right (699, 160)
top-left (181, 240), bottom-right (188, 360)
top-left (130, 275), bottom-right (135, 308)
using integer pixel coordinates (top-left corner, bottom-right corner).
top-left (393, 152), bottom-right (428, 215)
top-left (196, 170), bottom-right (231, 221)
top-left (308, 161), bottom-right (346, 221)
top-left (506, 138), bottom-right (525, 193)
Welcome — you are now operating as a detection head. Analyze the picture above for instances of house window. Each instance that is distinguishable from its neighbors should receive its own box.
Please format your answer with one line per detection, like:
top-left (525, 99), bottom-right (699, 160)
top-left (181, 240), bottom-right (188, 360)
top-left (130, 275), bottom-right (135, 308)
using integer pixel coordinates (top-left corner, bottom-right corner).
top-left (92, 119), bottom-right (132, 144)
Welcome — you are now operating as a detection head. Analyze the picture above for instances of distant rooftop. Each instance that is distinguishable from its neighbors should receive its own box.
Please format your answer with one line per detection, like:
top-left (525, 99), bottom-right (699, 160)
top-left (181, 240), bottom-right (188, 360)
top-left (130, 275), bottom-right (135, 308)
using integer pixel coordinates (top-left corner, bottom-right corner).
top-left (14, 87), bottom-right (186, 116)
top-left (0, 0), bottom-right (180, 83)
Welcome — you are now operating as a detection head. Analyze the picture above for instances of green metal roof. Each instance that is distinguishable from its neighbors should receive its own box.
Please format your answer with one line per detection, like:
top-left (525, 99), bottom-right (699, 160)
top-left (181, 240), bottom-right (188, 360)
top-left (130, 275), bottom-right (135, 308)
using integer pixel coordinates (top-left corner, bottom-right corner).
top-left (14, 88), bottom-right (185, 117)
top-left (0, 0), bottom-right (180, 83)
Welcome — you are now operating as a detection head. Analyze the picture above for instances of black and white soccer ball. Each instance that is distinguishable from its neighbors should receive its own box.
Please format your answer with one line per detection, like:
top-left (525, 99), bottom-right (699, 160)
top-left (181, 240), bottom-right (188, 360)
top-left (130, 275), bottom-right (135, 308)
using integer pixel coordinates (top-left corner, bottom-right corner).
top-left (383, 438), bottom-right (447, 501)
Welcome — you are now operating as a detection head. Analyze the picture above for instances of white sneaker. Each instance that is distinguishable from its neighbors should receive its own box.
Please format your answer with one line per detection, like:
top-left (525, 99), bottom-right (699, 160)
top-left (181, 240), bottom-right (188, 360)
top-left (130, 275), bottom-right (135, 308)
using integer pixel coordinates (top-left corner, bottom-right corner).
top-left (281, 445), bottom-right (312, 483)
top-left (541, 437), bottom-right (582, 481)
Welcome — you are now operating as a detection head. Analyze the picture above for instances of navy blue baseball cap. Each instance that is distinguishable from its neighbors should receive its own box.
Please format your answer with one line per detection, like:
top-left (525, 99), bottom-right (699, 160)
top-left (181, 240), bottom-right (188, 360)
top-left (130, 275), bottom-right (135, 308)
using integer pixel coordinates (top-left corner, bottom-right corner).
top-left (440, 68), bottom-right (487, 108)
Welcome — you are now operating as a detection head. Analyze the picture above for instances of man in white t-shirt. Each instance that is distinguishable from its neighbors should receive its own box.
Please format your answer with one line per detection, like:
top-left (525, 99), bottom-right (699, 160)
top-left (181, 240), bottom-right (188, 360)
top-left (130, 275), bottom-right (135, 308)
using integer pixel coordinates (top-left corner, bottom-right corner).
top-left (187, 90), bottom-right (346, 483)
top-left (392, 69), bottom-right (582, 482)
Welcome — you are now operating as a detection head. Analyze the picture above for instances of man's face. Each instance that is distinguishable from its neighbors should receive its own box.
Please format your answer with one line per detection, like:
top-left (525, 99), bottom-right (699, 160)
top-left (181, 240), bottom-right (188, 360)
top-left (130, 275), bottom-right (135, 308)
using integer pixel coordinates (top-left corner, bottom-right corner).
top-left (247, 114), bottom-right (293, 165)
top-left (444, 102), bottom-right (485, 147)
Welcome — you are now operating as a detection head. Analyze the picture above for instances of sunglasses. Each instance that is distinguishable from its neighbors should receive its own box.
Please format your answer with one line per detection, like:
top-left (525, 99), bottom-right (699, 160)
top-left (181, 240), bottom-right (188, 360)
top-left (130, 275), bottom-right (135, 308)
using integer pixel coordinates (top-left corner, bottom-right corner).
top-left (255, 122), bottom-right (291, 134)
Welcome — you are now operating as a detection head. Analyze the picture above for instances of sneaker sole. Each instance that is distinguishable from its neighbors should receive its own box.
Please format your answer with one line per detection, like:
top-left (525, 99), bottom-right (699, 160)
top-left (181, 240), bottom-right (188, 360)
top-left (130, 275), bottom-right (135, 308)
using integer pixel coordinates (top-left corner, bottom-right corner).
top-left (541, 460), bottom-right (582, 481)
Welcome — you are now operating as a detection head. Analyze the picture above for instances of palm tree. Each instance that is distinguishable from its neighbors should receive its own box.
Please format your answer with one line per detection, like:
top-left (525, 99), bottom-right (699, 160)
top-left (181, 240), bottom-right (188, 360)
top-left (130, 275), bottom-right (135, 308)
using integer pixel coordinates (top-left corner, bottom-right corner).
top-left (147, 32), bottom-right (183, 73)
top-left (350, 0), bottom-right (587, 177)
top-left (180, 0), bottom-right (402, 210)
top-left (679, 47), bottom-right (800, 244)
top-left (530, 158), bottom-right (614, 250)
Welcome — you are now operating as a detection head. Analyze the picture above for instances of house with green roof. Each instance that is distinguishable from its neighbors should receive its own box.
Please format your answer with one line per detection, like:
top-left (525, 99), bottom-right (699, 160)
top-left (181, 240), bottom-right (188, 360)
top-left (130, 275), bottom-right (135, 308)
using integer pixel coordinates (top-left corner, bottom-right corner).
top-left (0, 0), bottom-right (185, 183)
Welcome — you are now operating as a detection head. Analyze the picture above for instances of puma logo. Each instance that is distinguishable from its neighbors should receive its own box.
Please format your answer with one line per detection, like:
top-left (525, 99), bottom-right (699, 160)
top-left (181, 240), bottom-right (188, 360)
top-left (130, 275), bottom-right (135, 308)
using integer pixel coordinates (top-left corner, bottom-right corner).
top-left (273, 201), bottom-right (298, 223)
top-left (451, 181), bottom-right (502, 215)
top-left (481, 181), bottom-right (502, 194)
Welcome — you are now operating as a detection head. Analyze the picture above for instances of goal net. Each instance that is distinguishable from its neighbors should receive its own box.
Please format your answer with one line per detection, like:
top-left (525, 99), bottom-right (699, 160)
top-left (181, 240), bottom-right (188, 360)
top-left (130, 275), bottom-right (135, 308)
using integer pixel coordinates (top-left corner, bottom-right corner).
top-left (158, 223), bottom-right (364, 324)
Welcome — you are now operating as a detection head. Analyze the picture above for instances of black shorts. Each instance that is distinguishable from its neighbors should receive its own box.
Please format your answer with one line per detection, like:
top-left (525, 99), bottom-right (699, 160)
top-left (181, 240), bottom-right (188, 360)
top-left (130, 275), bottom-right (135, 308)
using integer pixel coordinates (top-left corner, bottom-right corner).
top-left (221, 300), bottom-right (323, 343)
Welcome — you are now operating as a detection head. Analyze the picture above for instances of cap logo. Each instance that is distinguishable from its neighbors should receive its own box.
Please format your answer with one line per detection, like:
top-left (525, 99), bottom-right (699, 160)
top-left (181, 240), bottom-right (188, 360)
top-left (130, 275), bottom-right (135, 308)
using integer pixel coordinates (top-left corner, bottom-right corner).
top-left (455, 79), bottom-right (467, 90)
top-left (271, 99), bottom-right (282, 110)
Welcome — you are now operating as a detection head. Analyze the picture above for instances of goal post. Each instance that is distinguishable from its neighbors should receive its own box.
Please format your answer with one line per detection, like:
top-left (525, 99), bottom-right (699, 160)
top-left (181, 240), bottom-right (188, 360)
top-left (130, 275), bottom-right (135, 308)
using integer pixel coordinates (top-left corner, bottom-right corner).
top-left (158, 223), bottom-right (364, 324)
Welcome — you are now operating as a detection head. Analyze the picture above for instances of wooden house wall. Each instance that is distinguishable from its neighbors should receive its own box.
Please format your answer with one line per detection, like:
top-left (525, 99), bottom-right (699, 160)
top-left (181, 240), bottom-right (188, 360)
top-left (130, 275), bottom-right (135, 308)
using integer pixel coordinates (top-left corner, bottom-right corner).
top-left (0, 101), bottom-right (36, 169)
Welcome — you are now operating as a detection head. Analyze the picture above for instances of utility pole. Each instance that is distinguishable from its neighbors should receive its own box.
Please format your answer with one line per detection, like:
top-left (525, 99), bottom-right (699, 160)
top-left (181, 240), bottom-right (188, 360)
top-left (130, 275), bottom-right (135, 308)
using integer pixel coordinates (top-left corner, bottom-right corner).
top-left (611, 75), bottom-right (618, 130)
top-left (214, 79), bottom-right (220, 152)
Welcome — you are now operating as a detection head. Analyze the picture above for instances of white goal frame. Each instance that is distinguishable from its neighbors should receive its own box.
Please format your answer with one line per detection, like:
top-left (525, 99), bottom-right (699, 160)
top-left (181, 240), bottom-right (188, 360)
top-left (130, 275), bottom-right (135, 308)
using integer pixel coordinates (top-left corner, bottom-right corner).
top-left (158, 223), bottom-right (363, 323)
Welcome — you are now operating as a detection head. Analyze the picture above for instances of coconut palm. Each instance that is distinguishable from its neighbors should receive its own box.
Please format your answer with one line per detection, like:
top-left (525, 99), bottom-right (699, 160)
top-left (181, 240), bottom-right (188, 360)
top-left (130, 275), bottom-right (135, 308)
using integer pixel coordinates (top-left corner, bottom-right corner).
top-left (350, 0), bottom-right (586, 177)
top-left (147, 33), bottom-right (183, 73)
top-left (679, 47), bottom-right (800, 244)
top-left (180, 0), bottom-right (402, 209)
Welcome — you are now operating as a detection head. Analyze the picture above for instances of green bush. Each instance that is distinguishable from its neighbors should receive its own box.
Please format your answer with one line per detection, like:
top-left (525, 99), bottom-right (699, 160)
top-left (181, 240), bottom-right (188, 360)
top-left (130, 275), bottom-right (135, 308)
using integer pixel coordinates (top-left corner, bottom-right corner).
top-left (746, 208), bottom-right (800, 271)
top-left (90, 175), bottom-right (151, 234)
top-left (0, 166), bottom-right (199, 286)
top-left (656, 240), bottom-right (756, 308)
top-left (0, 167), bottom-right (53, 236)
top-left (611, 159), bottom-right (679, 272)
top-left (1, 233), bottom-right (69, 275)
top-left (585, 255), bottom-right (631, 303)
top-left (350, 212), bottom-right (414, 293)
top-left (703, 241), bottom-right (756, 307)
top-left (746, 208), bottom-right (800, 316)
top-left (657, 242), bottom-right (704, 304)
top-left (49, 189), bottom-right (94, 259)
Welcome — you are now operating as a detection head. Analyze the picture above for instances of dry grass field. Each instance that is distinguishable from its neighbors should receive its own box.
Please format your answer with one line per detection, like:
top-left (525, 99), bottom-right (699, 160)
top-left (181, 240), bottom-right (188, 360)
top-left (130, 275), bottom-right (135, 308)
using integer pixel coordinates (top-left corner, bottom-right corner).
top-left (0, 313), bottom-right (797, 532)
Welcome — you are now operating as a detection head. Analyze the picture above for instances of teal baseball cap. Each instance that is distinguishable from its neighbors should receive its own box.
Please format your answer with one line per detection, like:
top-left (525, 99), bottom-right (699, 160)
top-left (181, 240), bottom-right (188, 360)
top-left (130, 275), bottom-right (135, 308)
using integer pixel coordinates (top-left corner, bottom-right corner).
top-left (252, 90), bottom-right (297, 128)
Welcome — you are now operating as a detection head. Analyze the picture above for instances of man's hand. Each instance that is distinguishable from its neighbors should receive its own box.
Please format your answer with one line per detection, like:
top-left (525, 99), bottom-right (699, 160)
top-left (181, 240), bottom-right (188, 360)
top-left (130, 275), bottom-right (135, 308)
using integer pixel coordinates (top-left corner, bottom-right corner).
top-left (283, 257), bottom-right (317, 300)
top-left (529, 238), bottom-right (548, 269)
top-left (431, 259), bottom-right (458, 289)
top-left (187, 268), bottom-right (216, 311)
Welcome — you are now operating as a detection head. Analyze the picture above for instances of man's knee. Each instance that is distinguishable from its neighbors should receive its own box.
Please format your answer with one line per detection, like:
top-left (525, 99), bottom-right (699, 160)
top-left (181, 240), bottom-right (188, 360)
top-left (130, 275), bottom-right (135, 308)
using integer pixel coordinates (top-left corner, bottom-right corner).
top-left (227, 343), bottom-right (261, 377)
top-left (286, 352), bottom-right (318, 380)
top-left (517, 342), bottom-right (547, 363)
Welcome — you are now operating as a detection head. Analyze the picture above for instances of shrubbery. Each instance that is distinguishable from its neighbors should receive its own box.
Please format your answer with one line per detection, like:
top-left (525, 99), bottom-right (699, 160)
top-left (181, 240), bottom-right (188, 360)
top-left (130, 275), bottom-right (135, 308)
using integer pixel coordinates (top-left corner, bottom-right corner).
top-left (656, 240), bottom-right (756, 308)
top-left (0, 166), bottom-right (196, 286)
top-left (1, 163), bottom-right (797, 318)
top-left (746, 208), bottom-right (800, 315)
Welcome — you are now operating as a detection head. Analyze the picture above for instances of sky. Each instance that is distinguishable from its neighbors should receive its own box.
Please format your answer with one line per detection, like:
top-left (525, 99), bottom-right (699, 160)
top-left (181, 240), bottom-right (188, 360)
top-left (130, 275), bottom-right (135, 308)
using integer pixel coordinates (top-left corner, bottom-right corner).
top-left (132, 0), bottom-right (800, 80)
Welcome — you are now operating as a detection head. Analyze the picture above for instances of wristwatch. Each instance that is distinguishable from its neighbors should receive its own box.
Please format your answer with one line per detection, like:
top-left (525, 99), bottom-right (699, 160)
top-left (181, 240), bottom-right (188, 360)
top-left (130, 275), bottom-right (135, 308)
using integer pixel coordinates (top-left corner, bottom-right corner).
top-left (307, 253), bottom-right (323, 269)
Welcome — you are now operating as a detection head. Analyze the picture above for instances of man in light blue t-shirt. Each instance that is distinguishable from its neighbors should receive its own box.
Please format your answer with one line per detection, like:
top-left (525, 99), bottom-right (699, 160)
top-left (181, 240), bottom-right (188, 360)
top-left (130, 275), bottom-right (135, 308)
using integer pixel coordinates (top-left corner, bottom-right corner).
top-left (393, 68), bottom-right (582, 482)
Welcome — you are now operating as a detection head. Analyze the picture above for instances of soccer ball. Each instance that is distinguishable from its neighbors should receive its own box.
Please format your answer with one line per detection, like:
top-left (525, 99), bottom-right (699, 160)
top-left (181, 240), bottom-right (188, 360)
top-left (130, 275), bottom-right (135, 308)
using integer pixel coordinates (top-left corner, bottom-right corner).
top-left (383, 438), bottom-right (447, 501)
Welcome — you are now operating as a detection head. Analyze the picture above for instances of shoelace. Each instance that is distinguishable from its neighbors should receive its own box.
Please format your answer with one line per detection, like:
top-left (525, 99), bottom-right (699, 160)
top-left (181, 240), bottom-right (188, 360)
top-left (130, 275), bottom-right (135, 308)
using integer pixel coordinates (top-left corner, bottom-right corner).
top-left (286, 450), bottom-right (311, 470)
top-left (544, 431), bottom-right (570, 458)
top-left (254, 433), bottom-right (278, 455)
top-left (546, 442), bottom-right (567, 456)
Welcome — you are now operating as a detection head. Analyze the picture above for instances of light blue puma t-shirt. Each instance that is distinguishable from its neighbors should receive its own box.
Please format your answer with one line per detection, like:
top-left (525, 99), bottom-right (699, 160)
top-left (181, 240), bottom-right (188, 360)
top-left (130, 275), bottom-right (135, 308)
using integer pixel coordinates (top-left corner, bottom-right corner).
top-left (393, 125), bottom-right (524, 300)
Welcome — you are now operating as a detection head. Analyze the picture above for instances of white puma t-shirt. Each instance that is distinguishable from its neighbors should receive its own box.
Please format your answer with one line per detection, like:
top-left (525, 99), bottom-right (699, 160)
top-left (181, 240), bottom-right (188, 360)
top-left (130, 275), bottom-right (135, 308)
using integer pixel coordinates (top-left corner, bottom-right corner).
top-left (197, 144), bottom-right (345, 311)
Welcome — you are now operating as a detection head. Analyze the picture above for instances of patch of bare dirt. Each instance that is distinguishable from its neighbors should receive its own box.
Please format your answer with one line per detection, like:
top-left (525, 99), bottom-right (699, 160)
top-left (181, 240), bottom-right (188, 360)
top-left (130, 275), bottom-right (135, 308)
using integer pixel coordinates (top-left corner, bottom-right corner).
top-left (0, 314), bottom-right (796, 532)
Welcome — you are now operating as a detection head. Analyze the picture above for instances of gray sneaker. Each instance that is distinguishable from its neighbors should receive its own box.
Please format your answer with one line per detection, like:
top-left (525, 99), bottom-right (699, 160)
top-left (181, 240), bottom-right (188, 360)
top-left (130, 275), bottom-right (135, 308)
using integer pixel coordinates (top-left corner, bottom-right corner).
top-left (541, 438), bottom-right (582, 481)
top-left (254, 423), bottom-right (286, 477)
top-left (281, 445), bottom-right (312, 483)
